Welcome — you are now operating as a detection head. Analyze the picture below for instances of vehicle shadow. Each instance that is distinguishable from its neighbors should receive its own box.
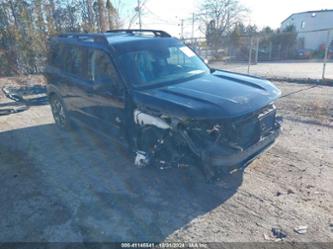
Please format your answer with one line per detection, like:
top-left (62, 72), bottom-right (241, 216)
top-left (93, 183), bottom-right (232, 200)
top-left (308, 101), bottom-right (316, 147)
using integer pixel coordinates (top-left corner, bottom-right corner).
top-left (0, 123), bottom-right (244, 242)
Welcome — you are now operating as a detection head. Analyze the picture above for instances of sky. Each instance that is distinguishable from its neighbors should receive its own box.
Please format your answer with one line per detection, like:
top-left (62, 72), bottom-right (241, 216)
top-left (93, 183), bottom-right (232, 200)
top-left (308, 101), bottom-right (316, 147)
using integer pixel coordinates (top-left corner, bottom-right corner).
top-left (118, 0), bottom-right (333, 38)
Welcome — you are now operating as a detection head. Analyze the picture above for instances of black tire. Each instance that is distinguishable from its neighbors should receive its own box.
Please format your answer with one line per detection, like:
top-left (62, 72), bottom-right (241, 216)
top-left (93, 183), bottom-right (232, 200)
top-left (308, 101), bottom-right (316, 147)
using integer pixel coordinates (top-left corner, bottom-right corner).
top-left (49, 94), bottom-right (72, 130)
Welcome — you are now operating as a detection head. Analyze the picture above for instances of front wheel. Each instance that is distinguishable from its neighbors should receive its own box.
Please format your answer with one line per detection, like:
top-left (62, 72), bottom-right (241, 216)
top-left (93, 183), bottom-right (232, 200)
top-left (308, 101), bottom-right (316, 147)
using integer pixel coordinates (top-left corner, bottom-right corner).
top-left (49, 95), bottom-right (72, 130)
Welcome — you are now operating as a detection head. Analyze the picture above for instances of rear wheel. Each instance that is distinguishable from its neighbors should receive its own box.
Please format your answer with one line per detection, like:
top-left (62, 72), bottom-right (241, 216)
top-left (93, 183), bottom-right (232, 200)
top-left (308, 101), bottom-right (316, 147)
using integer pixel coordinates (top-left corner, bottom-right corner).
top-left (49, 94), bottom-right (72, 130)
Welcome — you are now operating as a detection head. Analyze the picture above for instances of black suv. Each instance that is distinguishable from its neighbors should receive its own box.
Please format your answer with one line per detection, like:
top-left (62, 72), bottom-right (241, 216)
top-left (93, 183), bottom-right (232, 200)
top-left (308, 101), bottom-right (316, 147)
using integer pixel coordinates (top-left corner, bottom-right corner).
top-left (45, 29), bottom-right (281, 180)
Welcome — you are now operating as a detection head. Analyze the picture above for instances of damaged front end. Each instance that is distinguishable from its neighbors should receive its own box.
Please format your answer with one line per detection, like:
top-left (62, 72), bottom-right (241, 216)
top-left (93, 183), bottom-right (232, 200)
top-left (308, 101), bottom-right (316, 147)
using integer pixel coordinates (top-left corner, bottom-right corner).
top-left (133, 104), bottom-right (281, 180)
top-left (185, 104), bottom-right (281, 178)
top-left (133, 109), bottom-right (197, 170)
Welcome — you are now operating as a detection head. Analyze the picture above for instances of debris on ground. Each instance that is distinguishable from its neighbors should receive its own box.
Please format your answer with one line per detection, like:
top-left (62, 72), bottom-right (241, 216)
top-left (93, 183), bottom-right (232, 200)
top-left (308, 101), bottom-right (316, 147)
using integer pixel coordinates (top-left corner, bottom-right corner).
top-left (0, 102), bottom-right (28, 116)
top-left (0, 85), bottom-right (47, 116)
top-left (263, 233), bottom-right (274, 241)
top-left (294, 225), bottom-right (308, 234)
top-left (3, 85), bottom-right (48, 105)
top-left (287, 189), bottom-right (295, 194)
top-left (271, 227), bottom-right (287, 240)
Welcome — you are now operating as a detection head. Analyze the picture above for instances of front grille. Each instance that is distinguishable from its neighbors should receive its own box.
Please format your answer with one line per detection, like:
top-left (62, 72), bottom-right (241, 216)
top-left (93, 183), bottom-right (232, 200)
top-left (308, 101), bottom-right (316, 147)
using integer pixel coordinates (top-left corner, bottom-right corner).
top-left (223, 115), bottom-right (260, 149)
top-left (259, 108), bottom-right (276, 135)
top-left (187, 105), bottom-right (276, 149)
top-left (227, 105), bottom-right (276, 148)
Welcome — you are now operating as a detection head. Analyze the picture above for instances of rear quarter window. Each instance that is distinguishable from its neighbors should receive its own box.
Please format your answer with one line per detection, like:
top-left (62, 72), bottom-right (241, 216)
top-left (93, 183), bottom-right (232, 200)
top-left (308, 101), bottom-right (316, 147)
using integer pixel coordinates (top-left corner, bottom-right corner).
top-left (48, 42), bottom-right (64, 69)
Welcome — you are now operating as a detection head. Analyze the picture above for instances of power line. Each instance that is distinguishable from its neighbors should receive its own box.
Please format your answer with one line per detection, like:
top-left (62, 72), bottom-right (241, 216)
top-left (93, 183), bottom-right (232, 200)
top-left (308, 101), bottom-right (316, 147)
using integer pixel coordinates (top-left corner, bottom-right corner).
top-left (280, 85), bottom-right (319, 99)
top-left (144, 7), bottom-right (179, 25)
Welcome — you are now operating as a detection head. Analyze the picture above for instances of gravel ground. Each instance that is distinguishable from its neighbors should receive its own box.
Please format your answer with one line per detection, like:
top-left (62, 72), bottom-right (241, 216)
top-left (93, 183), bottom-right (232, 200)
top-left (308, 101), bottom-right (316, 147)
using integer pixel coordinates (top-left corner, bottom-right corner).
top-left (209, 62), bottom-right (333, 80)
top-left (0, 76), bottom-right (332, 243)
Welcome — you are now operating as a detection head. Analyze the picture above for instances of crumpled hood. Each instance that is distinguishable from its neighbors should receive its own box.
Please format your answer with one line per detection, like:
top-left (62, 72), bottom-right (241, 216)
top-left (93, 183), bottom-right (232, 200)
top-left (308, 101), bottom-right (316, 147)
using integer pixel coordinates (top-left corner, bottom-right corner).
top-left (132, 70), bottom-right (281, 120)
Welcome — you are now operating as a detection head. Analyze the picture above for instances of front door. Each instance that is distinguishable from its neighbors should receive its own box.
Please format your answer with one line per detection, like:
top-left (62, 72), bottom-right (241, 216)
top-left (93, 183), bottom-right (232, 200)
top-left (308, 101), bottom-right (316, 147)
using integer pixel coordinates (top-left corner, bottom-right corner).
top-left (86, 49), bottom-right (126, 139)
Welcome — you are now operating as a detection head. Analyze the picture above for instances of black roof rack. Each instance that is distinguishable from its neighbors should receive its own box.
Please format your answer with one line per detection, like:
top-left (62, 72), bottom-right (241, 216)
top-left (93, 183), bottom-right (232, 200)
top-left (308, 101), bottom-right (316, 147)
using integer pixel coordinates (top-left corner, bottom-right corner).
top-left (106, 29), bottom-right (171, 37)
top-left (53, 29), bottom-right (172, 46)
top-left (55, 33), bottom-right (108, 45)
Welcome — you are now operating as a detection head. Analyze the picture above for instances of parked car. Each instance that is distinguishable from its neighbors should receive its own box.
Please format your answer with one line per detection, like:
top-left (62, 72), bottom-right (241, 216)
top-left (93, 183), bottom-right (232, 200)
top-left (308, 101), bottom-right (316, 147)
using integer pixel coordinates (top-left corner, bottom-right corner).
top-left (296, 48), bottom-right (314, 59)
top-left (45, 29), bottom-right (282, 181)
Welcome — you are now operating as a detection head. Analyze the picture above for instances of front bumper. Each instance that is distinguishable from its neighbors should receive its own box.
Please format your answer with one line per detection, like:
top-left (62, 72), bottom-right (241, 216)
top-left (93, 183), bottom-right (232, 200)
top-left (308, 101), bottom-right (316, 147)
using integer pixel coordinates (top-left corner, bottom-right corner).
top-left (203, 126), bottom-right (280, 169)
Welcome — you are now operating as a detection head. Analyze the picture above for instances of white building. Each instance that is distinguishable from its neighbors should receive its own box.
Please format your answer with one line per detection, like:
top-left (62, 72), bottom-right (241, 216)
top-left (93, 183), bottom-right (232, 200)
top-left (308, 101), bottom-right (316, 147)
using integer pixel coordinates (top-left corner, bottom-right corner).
top-left (281, 9), bottom-right (333, 51)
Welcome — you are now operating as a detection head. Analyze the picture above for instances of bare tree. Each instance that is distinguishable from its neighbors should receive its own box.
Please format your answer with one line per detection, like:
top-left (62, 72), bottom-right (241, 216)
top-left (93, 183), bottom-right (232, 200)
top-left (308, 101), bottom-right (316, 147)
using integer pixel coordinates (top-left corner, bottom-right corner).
top-left (198, 0), bottom-right (248, 36)
top-left (106, 0), bottom-right (117, 29)
top-left (97, 0), bottom-right (107, 32)
top-left (45, 0), bottom-right (57, 35)
top-left (127, 0), bottom-right (147, 29)
top-left (85, 0), bottom-right (95, 31)
top-left (110, 0), bottom-right (123, 28)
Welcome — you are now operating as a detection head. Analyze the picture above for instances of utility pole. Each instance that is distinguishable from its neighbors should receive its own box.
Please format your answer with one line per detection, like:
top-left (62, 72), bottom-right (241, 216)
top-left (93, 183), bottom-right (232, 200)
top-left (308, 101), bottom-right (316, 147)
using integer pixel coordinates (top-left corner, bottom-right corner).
top-left (180, 19), bottom-right (184, 39)
top-left (268, 41), bottom-right (272, 61)
top-left (322, 30), bottom-right (331, 80)
top-left (191, 13), bottom-right (195, 42)
top-left (137, 0), bottom-right (142, 29)
top-left (248, 37), bottom-right (253, 74)
top-left (255, 37), bottom-right (260, 65)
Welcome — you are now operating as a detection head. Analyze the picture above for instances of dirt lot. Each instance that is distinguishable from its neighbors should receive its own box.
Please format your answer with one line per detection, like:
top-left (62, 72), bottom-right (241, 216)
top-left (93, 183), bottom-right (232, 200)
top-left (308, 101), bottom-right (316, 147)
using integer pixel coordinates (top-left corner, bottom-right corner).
top-left (0, 76), bottom-right (332, 243)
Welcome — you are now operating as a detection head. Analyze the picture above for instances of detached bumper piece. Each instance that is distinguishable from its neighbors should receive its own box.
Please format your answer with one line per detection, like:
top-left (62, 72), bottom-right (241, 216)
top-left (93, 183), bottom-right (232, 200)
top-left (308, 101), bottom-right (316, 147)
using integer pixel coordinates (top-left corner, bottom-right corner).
top-left (1, 85), bottom-right (48, 116)
top-left (3, 85), bottom-right (48, 105)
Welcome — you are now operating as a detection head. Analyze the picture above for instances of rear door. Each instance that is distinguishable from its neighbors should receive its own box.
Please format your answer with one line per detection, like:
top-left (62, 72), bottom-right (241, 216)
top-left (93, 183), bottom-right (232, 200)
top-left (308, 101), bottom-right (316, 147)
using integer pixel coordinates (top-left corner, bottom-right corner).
top-left (60, 45), bottom-right (95, 123)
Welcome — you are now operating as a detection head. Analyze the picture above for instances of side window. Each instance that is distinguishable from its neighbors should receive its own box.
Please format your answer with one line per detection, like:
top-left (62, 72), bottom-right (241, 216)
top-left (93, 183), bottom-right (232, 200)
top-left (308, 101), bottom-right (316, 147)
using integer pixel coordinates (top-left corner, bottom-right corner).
top-left (71, 47), bottom-right (87, 78)
top-left (49, 43), bottom-right (64, 69)
top-left (63, 45), bottom-right (73, 73)
top-left (70, 48), bottom-right (83, 76)
top-left (47, 43), bottom-right (57, 66)
top-left (89, 49), bottom-right (118, 83)
top-left (64, 46), bottom-right (88, 80)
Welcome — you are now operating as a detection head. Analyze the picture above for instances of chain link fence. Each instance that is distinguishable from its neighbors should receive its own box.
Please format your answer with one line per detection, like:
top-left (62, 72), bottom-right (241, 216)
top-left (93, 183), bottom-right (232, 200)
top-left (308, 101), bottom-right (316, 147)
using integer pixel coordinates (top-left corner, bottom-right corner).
top-left (184, 28), bottom-right (333, 82)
